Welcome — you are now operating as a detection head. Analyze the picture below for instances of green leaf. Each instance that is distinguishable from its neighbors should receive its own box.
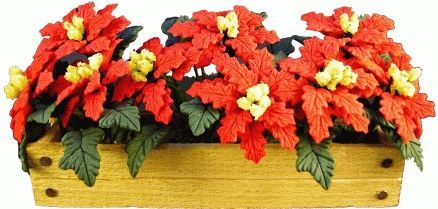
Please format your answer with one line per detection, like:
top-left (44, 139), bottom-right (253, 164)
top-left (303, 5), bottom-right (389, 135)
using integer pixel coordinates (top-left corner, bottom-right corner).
top-left (59, 128), bottom-right (104, 187)
top-left (270, 37), bottom-right (294, 56)
top-left (113, 26), bottom-right (143, 59)
top-left (180, 98), bottom-right (220, 136)
top-left (161, 17), bottom-right (179, 35)
top-left (396, 138), bottom-right (424, 171)
top-left (380, 53), bottom-right (392, 62)
top-left (27, 103), bottom-right (56, 124)
top-left (18, 134), bottom-right (29, 172)
top-left (273, 51), bottom-right (287, 66)
top-left (126, 125), bottom-right (168, 177)
top-left (296, 135), bottom-right (335, 190)
top-left (99, 105), bottom-right (141, 132)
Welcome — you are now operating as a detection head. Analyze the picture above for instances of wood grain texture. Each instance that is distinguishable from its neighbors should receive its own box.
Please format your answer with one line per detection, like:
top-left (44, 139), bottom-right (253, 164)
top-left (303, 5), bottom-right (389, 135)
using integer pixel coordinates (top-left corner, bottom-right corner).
top-left (27, 128), bottom-right (404, 208)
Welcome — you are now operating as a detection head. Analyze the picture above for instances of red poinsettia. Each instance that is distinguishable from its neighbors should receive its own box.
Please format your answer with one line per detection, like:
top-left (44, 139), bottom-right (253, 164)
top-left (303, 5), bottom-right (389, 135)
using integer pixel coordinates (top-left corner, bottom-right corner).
top-left (302, 7), bottom-right (405, 84)
top-left (26, 2), bottom-right (130, 88)
top-left (51, 53), bottom-right (130, 127)
top-left (111, 37), bottom-right (178, 124)
top-left (168, 5), bottom-right (279, 63)
top-left (279, 37), bottom-right (377, 143)
top-left (378, 55), bottom-right (435, 142)
top-left (187, 49), bottom-right (301, 163)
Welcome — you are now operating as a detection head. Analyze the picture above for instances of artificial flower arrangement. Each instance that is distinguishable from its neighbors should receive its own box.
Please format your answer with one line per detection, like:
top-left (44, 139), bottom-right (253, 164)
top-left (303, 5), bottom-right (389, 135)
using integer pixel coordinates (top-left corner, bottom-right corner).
top-left (5, 2), bottom-right (435, 191)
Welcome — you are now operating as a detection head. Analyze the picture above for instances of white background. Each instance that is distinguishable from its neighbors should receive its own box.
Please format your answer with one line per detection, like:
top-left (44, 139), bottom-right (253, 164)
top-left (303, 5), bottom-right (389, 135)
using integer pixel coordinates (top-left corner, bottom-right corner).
top-left (0, 0), bottom-right (437, 208)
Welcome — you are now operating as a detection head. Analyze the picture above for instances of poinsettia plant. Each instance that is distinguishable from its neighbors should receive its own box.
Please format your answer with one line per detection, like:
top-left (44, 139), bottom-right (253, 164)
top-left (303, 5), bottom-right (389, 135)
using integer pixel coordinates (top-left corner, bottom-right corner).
top-left (5, 3), bottom-right (435, 189)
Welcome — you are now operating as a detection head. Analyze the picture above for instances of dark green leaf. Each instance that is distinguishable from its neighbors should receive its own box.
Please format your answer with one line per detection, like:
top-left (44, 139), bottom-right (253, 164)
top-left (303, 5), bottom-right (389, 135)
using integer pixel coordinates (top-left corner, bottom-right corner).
top-left (258, 12), bottom-right (268, 19)
top-left (99, 105), bottom-right (141, 132)
top-left (113, 26), bottom-right (144, 59)
top-left (59, 128), bottom-right (104, 187)
top-left (27, 103), bottom-right (56, 124)
top-left (180, 98), bottom-right (220, 136)
top-left (18, 134), bottom-right (29, 172)
top-left (126, 125), bottom-right (168, 177)
top-left (271, 37), bottom-right (294, 56)
top-left (18, 123), bottom-right (48, 173)
top-left (396, 138), bottom-right (424, 171)
top-left (161, 17), bottom-right (179, 35)
top-left (273, 51), bottom-right (287, 66)
top-left (296, 135), bottom-right (335, 190)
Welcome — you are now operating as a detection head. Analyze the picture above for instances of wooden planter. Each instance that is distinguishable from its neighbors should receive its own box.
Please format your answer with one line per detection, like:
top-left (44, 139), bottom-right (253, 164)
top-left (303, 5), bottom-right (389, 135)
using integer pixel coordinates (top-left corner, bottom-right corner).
top-left (26, 127), bottom-right (404, 208)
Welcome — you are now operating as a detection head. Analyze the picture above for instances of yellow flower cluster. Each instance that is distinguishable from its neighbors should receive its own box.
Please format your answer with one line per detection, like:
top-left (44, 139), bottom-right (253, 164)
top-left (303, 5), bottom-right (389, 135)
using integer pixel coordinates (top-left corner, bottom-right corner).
top-left (129, 49), bottom-right (156, 82)
top-left (65, 53), bottom-right (103, 83)
top-left (4, 66), bottom-right (28, 99)
top-left (315, 59), bottom-right (358, 91)
top-left (388, 64), bottom-right (421, 97)
top-left (64, 15), bottom-right (85, 41)
top-left (340, 13), bottom-right (359, 35)
top-left (237, 83), bottom-right (272, 120)
top-left (217, 11), bottom-right (239, 38)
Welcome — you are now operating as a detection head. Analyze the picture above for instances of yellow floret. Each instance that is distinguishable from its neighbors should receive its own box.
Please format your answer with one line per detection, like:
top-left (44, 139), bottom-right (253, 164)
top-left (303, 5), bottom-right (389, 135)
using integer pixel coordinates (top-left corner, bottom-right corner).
top-left (217, 11), bottom-right (239, 38)
top-left (4, 66), bottom-right (28, 99)
top-left (408, 67), bottom-right (422, 82)
top-left (237, 97), bottom-right (252, 111)
top-left (249, 104), bottom-right (265, 121)
top-left (64, 53), bottom-right (103, 83)
top-left (387, 64), bottom-right (420, 97)
top-left (340, 13), bottom-right (359, 35)
top-left (129, 49), bottom-right (156, 82)
top-left (315, 59), bottom-right (357, 91)
top-left (237, 83), bottom-right (271, 120)
top-left (63, 15), bottom-right (85, 41)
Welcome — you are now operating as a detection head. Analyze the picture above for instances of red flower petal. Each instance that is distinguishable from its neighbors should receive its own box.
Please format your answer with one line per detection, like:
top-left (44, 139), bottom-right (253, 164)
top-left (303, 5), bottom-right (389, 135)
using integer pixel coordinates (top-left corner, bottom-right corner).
top-left (33, 70), bottom-right (54, 98)
top-left (97, 4), bottom-right (118, 16)
top-left (112, 76), bottom-right (145, 103)
top-left (250, 27), bottom-right (279, 44)
top-left (248, 48), bottom-right (276, 78)
top-left (192, 30), bottom-right (222, 49)
top-left (63, 2), bottom-right (96, 22)
top-left (259, 102), bottom-right (295, 128)
top-left (360, 14), bottom-right (394, 32)
top-left (10, 86), bottom-right (33, 143)
top-left (153, 50), bottom-right (186, 78)
top-left (302, 85), bottom-right (333, 143)
top-left (142, 79), bottom-right (174, 124)
top-left (102, 60), bottom-right (130, 85)
top-left (85, 13), bottom-right (114, 41)
top-left (192, 10), bottom-right (219, 31)
top-left (100, 16), bottom-right (130, 38)
top-left (40, 22), bottom-right (67, 40)
top-left (80, 37), bottom-right (111, 54)
top-left (187, 79), bottom-right (240, 111)
top-left (239, 122), bottom-right (267, 164)
top-left (212, 53), bottom-right (258, 93)
top-left (301, 12), bottom-right (343, 37)
top-left (56, 79), bottom-right (87, 104)
top-left (267, 124), bottom-right (299, 150)
top-left (83, 85), bottom-right (107, 121)
top-left (168, 21), bottom-right (202, 38)
top-left (55, 40), bottom-right (87, 59)
top-left (61, 95), bottom-right (80, 128)
top-left (140, 37), bottom-right (164, 55)
top-left (217, 110), bottom-right (252, 144)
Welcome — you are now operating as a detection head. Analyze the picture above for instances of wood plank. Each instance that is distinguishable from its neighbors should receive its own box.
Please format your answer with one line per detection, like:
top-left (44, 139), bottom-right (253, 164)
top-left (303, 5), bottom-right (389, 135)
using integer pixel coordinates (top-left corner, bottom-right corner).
top-left (27, 143), bottom-right (404, 180)
top-left (27, 128), bottom-right (404, 208)
top-left (31, 177), bottom-right (402, 208)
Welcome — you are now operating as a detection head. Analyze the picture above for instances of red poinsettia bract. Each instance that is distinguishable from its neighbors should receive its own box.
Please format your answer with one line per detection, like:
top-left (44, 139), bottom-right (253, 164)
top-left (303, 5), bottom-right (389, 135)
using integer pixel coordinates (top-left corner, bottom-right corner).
top-left (279, 37), bottom-right (376, 143)
top-left (188, 49), bottom-right (301, 163)
top-left (168, 6), bottom-right (279, 62)
top-left (302, 7), bottom-right (405, 84)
